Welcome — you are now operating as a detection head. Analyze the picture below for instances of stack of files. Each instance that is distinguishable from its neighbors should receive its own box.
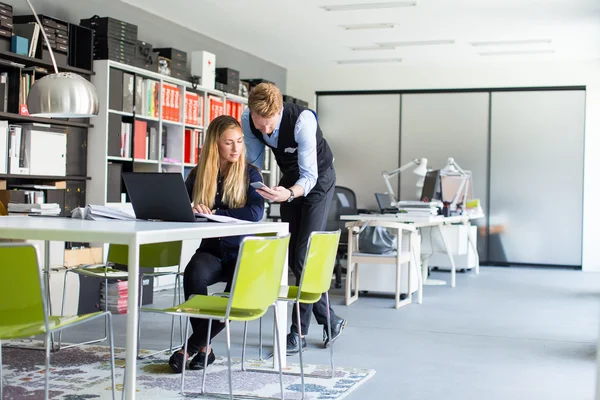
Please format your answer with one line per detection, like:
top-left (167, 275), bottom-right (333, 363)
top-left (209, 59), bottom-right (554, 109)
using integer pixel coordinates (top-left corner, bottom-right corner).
top-left (396, 200), bottom-right (441, 216)
top-left (100, 280), bottom-right (128, 314)
top-left (80, 16), bottom-right (138, 64)
top-left (71, 204), bottom-right (136, 221)
top-left (7, 202), bottom-right (60, 215)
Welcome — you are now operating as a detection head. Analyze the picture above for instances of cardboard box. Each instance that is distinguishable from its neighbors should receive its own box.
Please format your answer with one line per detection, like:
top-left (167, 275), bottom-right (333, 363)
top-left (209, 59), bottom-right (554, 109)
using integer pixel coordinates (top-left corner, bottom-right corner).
top-left (63, 247), bottom-right (103, 268)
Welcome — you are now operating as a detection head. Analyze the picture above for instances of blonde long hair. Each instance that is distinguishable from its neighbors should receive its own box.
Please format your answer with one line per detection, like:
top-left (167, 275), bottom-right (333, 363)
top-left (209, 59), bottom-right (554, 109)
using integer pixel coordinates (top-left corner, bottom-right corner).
top-left (192, 115), bottom-right (247, 209)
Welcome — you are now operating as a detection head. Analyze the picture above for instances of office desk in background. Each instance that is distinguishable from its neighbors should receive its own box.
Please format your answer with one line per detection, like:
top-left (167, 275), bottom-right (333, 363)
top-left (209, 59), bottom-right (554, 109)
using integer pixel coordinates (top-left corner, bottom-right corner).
top-left (342, 212), bottom-right (483, 288)
top-left (0, 216), bottom-right (289, 400)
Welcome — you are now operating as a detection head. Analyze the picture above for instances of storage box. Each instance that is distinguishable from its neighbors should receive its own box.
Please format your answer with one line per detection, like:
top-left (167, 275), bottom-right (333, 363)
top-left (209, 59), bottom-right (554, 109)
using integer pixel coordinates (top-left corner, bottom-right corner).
top-left (80, 16), bottom-right (137, 43)
top-left (10, 35), bottom-right (27, 55)
top-left (216, 67), bottom-right (239, 85)
top-left (64, 247), bottom-right (103, 268)
top-left (155, 47), bottom-right (186, 62)
top-left (191, 50), bottom-right (215, 90)
top-left (170, 66), bottom-right (190, 81)
top-left (0, 14), bottom-right (12, 30)
top-left (134, 51), bottom-right (159, 72)
top-left (23, 125), bottom-right (67, 176)
top-left (0, 2), bottom-right (12, 13)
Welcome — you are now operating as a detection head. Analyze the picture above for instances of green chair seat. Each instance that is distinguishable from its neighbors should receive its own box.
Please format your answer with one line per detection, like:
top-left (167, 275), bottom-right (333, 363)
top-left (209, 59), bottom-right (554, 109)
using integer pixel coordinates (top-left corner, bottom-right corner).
top-left (144, 295), bottom-right (267, 322)
top-left (281, 286), bottom-right (322, 304)
top-left (0, 312), bottom-right (102, 339)
top-left (68, 264), bottom-right (130, 278)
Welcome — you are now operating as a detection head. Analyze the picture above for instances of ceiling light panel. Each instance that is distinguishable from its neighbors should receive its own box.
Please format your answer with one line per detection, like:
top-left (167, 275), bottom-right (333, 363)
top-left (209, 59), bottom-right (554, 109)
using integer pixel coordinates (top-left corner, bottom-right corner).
top-left (478, 49), bottom-right (555, 56)
top-left (341, 22), bottom-right (397, 30)
top-left (321, 1), bottom-right (417, 12)
top-left (350, 45), bottom-right (396, 51)
top-left (337, 58), bottom-right (403, 64)
top-left (470, 39), bottom-right (552, 47)
top-left (376, 39), bottom-right (455, 47)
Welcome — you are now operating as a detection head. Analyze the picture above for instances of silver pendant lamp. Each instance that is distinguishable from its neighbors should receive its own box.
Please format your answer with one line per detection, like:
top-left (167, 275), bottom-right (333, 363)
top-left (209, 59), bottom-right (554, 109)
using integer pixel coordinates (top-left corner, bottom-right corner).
top-left (24, 0), bottom-right (99, 118)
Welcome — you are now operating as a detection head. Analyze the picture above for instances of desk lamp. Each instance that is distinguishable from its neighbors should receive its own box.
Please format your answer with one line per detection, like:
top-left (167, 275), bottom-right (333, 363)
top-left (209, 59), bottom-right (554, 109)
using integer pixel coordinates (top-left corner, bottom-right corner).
top-left (382, 157), bottom-right (428, 207)
top-left (441, 157), bottom-right (470, 211)
top-left (24, 0), bottom-right (99, 117)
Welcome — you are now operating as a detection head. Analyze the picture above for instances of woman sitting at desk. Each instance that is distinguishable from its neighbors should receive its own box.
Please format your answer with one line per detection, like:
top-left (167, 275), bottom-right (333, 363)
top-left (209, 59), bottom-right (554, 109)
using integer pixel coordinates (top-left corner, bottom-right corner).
top-left (169, 115), bottom-right (264, 373)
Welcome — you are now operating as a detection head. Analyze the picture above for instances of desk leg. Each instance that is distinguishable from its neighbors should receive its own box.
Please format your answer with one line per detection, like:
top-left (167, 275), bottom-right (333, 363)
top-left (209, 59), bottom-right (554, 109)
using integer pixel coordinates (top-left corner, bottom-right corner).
top-left (274, 227), bottom-right (288, 370)
top-left (437, 226), bottom-right (456, 288)
top-left (43, 241), bottom-right (57, 351)
top-left (124, 238), bottom-right (140, 400)
top-left (467, 226), bottom-right (480, 275)
top-left (410, 233), bottom-right (423, 304)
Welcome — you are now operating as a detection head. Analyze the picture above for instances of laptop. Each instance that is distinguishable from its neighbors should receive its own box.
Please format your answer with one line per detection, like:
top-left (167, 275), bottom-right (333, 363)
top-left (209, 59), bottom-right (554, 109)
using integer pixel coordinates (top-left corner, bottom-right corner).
top-left (122, 172), bottom-right (206, 222)
top-left (420, 170), bottom-right (441, 203)
top-left (374, 193), bottom-right (398, 214)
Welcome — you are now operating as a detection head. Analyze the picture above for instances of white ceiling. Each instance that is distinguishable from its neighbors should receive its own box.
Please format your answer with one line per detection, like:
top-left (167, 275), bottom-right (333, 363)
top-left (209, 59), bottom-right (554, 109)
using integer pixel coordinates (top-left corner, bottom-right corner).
top-left (121, 0), bottom-right (600, 68)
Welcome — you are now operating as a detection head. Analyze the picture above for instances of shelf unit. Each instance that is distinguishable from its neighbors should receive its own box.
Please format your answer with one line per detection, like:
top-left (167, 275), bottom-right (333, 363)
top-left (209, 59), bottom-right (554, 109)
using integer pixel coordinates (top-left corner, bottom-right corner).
top-left (87, 59), bottom-right (251, 206)
top-left (0, 48), bottom-right (94, 218)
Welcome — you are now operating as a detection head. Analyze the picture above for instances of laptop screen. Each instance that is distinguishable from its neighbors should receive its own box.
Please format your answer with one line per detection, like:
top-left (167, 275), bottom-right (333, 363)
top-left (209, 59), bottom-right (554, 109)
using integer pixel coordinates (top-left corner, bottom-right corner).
top-left (374, 193), bottom-right (393, 211)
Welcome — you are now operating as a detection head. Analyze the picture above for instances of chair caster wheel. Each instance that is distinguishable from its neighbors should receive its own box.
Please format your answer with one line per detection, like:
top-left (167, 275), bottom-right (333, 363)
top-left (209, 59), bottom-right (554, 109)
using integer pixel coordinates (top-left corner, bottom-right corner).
top-left (459, 269), bottom-right (466, 273)
top-left (400, 293), bottom-right (407, 300)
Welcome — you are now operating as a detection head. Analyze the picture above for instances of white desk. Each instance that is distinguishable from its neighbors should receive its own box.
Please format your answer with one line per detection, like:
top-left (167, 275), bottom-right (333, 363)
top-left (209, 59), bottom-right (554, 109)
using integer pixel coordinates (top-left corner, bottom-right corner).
top-left (342, 213), bottom-right (483, 288)
top-left (0, 216), bottom-right (289, 400)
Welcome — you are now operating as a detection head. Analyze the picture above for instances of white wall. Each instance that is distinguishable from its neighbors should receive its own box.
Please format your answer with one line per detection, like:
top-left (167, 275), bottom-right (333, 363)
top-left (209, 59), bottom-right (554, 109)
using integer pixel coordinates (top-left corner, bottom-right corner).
top-left (286, 60), bottom-right (600, 272)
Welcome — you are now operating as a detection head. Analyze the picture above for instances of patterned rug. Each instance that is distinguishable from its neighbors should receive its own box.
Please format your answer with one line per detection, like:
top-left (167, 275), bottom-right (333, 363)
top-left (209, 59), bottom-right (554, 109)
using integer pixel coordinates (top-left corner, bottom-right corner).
top-left (1, 341), bottom-right (375, 399)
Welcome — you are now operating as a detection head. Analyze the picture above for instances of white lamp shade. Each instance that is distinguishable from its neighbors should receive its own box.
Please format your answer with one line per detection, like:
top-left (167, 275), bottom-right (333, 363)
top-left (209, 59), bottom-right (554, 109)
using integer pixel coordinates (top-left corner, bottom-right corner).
top-left (413, 158), bottom-right (428, 176)
top-left (442, 157), bottom-right (460, 174)
top-left (27, 72), bottom-right (99, 118)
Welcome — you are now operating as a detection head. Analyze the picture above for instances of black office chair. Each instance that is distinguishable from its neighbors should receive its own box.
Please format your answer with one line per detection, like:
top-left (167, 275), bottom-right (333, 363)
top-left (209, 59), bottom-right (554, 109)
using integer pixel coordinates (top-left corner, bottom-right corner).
top-left (326, 186), bottom-right (358, 288)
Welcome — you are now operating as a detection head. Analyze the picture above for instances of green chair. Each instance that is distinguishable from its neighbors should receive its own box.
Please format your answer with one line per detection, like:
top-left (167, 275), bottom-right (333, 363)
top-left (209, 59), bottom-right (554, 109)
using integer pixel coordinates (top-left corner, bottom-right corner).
top-left (0, 243), bottom-right (117, 400)
top-left (242, 230), bottom-right (341, 399)
top-left (142, 234), bottom-right (290, 399)
top-left (59, 241), bottom-right (184, 358)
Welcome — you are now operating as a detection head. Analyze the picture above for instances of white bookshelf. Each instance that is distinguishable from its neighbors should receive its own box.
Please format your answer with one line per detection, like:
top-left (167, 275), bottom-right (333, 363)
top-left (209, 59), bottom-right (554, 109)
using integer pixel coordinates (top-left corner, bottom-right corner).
top-left (87, 59), bottom-right (250, 207)
top-left (86, 60), bottom-right (254, 289)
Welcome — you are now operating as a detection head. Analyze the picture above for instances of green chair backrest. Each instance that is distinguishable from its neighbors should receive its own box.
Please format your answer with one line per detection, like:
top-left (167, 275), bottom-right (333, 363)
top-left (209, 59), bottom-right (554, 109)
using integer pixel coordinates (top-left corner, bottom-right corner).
top-left (229, 234), bottom-right (290, 313)
top-left (0, 244), bottom-right (46, 337)
top-left (107, 241), bottom-right (182, 268)
top-left (299, 230), bottom-right (341, 295)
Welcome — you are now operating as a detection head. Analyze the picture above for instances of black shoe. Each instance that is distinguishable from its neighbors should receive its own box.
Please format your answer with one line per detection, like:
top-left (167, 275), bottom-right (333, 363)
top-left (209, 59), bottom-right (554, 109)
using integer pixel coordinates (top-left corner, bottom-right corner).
top-left (323, 318), bottom-right (347, 348)
top-left (189, 349), bottom-right (216, 370)
top-left (168, 350), bottom-right (189, 373)
top-left (286, 333), bottom-right (307, 355)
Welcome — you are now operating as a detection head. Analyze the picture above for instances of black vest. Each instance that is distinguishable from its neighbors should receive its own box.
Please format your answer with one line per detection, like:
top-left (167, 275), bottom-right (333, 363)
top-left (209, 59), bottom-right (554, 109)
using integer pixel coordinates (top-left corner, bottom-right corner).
top-left (249, 103), bottom-right (334, 183)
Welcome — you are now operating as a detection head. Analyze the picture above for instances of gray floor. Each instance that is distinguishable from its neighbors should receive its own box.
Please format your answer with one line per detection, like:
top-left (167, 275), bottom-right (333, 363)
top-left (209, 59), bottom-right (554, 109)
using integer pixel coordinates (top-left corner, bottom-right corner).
top-left (60, 266), bottom-right (600, 400)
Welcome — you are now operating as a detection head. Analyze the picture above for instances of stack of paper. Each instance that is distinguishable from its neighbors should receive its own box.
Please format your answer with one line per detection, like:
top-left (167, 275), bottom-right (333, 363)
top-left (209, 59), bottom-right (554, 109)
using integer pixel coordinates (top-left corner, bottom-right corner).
top-left (195, 212), bottom-right (248, 224)
top-left (71, 204), bottom-right (136, 221)
top-left (396, 201), bottom-right (441, 217)
top-left (8, 202), bottom-right (60, 215)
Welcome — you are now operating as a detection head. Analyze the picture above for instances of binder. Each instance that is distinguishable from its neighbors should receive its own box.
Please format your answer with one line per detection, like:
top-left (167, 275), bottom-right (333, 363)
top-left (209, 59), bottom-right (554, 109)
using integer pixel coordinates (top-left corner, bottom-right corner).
top-left (0, 120), bottom-right (7, 174)
top-left (8, 124), bottom-right (27, 174)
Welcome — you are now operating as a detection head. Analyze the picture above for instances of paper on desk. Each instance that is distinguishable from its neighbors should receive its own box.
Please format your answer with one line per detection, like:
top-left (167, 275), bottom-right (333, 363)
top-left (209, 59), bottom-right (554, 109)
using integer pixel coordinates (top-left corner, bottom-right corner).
top-left (196, 213), bottom-right (247, 223)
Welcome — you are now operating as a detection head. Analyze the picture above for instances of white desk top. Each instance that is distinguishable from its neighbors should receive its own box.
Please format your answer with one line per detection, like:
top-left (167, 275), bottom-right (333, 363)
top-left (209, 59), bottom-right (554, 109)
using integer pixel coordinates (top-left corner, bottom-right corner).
top-left (0, 216), bottom-right (288, 244)
top-left (341, 212), bottom-right (484, 227)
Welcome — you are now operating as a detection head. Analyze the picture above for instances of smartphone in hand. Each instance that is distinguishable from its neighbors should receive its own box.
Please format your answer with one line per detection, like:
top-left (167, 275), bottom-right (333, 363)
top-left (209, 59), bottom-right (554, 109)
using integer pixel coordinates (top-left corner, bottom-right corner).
top-left (250, 181), bottom-right (268, 190)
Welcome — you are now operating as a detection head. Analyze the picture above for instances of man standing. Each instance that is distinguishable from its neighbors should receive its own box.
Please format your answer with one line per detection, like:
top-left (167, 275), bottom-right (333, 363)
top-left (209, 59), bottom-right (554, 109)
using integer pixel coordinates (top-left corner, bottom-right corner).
top-left (242, 83), bottom-right (346, 354)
